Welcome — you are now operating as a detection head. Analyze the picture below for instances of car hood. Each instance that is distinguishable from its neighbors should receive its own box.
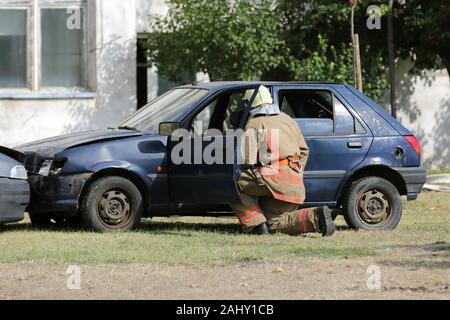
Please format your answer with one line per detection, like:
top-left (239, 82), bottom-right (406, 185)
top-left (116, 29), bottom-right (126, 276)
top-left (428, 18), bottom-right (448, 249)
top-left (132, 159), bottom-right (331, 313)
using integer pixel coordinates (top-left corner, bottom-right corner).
top-left (16, 130), bottom-right (143, 158)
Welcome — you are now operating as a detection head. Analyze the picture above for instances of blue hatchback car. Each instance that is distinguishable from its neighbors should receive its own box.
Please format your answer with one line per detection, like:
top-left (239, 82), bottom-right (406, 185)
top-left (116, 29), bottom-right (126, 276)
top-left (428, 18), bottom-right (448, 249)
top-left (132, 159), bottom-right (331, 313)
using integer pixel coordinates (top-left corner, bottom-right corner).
top-left (17, 82), bottom-right (426, 232)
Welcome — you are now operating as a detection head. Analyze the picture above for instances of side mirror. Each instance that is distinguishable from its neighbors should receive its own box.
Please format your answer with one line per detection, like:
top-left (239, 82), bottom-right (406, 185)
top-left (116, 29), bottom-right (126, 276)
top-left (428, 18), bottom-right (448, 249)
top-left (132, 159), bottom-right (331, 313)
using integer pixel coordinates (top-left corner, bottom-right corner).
top-left (159, 122), bottom-right (180, 136)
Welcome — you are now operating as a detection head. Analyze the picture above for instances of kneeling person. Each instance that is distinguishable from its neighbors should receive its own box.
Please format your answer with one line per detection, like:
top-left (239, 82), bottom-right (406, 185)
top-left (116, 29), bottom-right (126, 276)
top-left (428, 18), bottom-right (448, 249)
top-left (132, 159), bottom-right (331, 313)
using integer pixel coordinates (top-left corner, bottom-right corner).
top-left (231, 86), bottom-right (335, 236)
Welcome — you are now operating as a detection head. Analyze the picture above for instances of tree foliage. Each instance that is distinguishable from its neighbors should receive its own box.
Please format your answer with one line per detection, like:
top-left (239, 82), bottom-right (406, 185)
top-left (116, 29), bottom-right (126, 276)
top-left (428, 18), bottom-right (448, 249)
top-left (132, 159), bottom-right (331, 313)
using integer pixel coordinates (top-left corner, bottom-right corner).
top-left (145, 0), bottom-right (286, 81)
top-left (276, 0), bottom-right (449, 76)
top-left (144, 0), bottom-right (448, 102)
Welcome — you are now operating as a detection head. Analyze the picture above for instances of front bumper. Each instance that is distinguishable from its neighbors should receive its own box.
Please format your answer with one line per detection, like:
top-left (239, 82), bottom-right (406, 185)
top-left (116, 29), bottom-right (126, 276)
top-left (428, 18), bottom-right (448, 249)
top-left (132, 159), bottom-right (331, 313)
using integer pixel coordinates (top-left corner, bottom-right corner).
top-left (0, 178), bottom-right (30, 223)
top-left (393, 166), bottom-right (427, 200)
top-left (27, 173), bottom-right (92, 217)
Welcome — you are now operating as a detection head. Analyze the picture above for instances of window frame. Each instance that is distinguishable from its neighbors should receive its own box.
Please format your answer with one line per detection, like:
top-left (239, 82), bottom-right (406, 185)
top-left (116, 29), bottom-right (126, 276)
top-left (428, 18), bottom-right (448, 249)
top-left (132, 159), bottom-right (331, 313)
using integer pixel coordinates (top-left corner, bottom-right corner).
top-left (274, 85), bottom-right (368, 137)
top-left (0, 6), bottom-right (30, 89)
top-left (185, 86), bottom-right (257, 135)
top-left (0, 0), bottom-right (89, 92)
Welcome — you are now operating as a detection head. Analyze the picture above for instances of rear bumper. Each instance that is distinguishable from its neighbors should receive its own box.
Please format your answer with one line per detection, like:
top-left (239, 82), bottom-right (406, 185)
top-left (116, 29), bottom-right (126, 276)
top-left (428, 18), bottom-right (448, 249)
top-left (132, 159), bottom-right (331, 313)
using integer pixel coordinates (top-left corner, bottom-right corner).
top-left (0, 178), bottom-right (30, 223)
top-left (27, 173), bottom-right (91, 217)
top-left (393, 166), bottom-right (427, 200)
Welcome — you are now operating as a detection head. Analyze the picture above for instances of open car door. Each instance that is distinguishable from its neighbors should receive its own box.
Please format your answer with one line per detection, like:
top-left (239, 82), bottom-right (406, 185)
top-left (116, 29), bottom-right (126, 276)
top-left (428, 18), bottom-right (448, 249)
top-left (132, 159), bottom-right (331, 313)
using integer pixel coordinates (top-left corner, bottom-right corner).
top-left (166, 86), bottom-right (260, 205)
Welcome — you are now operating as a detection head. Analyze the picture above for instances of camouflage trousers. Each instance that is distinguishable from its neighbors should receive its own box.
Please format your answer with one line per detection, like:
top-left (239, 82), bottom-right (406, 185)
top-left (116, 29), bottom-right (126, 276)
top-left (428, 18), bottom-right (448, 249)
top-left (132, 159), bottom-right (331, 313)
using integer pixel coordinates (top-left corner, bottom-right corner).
top-left (230, 168), bottom-right (321, 235)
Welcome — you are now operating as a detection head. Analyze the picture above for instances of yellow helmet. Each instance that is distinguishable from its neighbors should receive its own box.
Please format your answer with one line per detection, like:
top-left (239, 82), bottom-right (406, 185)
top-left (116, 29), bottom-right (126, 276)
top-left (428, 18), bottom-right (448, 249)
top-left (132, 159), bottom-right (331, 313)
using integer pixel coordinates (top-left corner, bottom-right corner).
top-left (243, 85), bottom-right (273, 108)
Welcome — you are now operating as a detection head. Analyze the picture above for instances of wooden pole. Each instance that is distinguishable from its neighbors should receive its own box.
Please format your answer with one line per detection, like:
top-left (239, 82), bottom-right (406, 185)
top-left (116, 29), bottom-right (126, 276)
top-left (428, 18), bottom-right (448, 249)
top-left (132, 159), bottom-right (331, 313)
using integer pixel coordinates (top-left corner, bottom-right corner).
top-left (388, 0), bottom-right (397, 118)
top-left (351, 2), bottom-right (357, 87)
top-left (350, 0), bottom-right (363, 92)
top-left (354, 34), bottom-right (363, 91)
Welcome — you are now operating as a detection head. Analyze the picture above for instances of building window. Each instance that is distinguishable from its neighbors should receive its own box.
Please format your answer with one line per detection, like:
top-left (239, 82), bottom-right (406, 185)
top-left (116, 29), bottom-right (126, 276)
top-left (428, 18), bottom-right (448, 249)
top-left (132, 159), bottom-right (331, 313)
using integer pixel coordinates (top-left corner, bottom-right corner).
top-left (0, 9), bottom-right (27, 88)
top-left (0, 0), bottom-right (88, 91)
top-left (41, 9), bottom-right (83, 87)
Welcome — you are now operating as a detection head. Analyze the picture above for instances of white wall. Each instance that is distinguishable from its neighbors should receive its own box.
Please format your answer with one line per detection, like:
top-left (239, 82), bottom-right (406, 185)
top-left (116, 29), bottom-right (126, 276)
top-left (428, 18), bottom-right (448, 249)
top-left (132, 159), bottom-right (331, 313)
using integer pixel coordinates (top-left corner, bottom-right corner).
top-left (93, 0), bottom-right (137, 129)
top-left (0, 98), bottom-right (96, 148)
top-left (383, 61), bottom-right (450, 169)
top-left (0, 0), bottom-right (138, 148)
top-left (136, 0), bottom-right (168, 101)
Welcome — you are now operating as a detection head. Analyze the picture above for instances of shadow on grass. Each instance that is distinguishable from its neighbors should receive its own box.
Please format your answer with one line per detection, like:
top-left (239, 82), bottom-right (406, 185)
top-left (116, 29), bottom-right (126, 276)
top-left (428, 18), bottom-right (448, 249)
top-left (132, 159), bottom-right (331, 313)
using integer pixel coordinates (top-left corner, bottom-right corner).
top-left (1, 219), bottom-right (243, 235)
top-left (379, 242), bottom-right (450, 270)
top-left (379, 258), bottom-right (450, 270)
top-left (387, 242), bottom-right (450, 252)
top-left (3, 216), bottom-right (349, 235)
top-left (137, 220), bottom-right (242, 235)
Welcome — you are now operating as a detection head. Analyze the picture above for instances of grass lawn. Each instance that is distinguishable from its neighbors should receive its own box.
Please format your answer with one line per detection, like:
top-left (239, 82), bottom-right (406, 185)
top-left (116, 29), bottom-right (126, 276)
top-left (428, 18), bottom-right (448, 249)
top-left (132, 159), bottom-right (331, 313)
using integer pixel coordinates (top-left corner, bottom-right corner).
top-left (428, 168), bottom-right (450, 175)
top-left (0, 191), bottom-right (449, 265)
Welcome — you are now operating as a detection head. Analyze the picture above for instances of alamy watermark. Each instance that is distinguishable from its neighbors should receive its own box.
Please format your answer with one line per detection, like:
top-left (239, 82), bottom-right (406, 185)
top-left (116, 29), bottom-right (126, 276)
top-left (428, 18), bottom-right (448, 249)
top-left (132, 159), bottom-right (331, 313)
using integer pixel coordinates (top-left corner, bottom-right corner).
top-left (366, 264), bottom-right (381, 290)
top-left (66, 7), bottom-right (81, 30)
top-left (66, 265), bottom-right (81, 290)
top-left (366, 5), bottom-right (381, 30)
top-left (170, 127), bottom-right (281, 168)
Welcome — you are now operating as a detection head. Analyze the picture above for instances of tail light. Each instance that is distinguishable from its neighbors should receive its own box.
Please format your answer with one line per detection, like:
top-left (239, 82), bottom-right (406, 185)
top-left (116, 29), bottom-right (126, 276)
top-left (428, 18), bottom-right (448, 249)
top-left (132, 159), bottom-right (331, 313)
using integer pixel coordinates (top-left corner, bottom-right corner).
top-left (404, 135), bottom-right (421, 158)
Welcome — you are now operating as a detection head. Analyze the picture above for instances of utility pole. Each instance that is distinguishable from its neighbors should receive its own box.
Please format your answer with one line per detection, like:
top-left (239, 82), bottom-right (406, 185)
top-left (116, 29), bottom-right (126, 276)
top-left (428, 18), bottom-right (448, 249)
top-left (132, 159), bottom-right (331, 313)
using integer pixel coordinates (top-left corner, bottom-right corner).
top-left (387, 0), bottom-right (396, 118)
top-left (350, 0), bottom-right (363, 92)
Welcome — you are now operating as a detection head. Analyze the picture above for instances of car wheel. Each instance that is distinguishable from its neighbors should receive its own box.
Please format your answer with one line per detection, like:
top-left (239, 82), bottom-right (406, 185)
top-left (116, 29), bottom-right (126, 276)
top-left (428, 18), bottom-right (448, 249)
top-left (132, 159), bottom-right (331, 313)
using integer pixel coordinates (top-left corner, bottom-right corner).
top-left (343, 177), bottom-right (402, 231)
top-left (80, 176), bottom-right (143, 232)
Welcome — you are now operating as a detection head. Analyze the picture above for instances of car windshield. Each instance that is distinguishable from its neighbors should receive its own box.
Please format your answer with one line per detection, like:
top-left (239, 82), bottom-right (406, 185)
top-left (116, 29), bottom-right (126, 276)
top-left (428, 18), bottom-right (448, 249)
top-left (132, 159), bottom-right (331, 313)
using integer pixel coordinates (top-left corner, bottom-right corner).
top-left (120, 88), bottom-right (209, 133)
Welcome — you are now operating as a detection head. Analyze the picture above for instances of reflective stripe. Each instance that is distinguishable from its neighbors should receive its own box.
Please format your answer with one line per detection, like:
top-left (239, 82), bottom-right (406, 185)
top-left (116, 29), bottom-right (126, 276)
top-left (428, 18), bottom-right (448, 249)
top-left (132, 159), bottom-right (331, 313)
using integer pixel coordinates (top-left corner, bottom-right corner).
top-left (265, 130), bottom-right (281, 161)
top-left (299, 209), bottom-right (308, 233)
top-left (241, 211), bottom-right (262, 223)
top-left (237, 206), bottom-right (263, 223)
top-left (237, 206), bottom-right (259, 218)
top-left (263, 173), bottom-right (304, 185)
top-left (275, 170), bottom-right (304, 178)
top-left (271, 192), bottom-right (305, 204)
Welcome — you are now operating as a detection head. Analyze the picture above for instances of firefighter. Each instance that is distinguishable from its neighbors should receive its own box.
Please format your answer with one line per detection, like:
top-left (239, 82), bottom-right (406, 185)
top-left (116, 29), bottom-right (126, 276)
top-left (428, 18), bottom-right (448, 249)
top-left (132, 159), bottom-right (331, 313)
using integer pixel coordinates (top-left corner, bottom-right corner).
top-left (230, 85), bottom-right (335, 236)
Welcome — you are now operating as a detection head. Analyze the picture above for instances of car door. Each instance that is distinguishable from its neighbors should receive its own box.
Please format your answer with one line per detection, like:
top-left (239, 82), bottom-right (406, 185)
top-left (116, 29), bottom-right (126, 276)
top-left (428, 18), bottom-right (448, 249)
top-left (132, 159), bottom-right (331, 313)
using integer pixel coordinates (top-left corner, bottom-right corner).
top-left (167, 87), bottom-right (258, 205)
top-left (274, 85), bottom-right (373, 206)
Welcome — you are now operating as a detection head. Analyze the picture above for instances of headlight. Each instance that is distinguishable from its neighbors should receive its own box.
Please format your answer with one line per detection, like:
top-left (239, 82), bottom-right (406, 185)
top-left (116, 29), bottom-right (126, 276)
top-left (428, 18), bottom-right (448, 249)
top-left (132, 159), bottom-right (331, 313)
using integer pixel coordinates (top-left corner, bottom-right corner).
top-left (10, 165), bottom-right (28, 180)
top-left (38, 160), bottom-right (53, 176)
top-left (38, 159), bottom-right (67, 176)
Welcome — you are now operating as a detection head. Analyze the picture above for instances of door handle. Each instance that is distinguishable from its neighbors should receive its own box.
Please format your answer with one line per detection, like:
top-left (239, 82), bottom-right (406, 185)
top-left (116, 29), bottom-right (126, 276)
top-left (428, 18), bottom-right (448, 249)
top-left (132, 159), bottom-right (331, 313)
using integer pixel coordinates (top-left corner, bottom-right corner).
top-left (347, 141), bottom-right (362, 149)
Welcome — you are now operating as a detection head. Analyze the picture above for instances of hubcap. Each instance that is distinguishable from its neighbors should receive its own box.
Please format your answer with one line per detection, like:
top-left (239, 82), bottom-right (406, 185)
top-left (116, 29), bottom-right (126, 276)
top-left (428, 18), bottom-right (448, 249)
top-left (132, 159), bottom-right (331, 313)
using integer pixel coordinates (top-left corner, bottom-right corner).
top-left (357, 189), bottom-right (390, 225)
top-left (98, 190), bottom-right (131, 227)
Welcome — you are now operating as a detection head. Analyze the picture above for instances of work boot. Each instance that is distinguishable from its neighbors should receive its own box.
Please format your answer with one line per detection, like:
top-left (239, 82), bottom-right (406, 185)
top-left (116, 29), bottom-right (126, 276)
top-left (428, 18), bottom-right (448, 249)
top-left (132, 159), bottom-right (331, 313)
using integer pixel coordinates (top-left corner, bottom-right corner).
top-left (317, 206), bottom-right (335, 237)
top-left (250, 223), bottom-right (269, 235)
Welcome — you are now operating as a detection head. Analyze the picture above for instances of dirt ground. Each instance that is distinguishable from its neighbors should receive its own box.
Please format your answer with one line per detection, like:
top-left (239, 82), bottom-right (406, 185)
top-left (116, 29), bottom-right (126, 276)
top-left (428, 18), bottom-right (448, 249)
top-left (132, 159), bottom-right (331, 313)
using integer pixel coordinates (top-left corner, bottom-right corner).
top-left (1, 254), bottom-right (448, 300)
top-left (0, 191), bottom-right (449, 300)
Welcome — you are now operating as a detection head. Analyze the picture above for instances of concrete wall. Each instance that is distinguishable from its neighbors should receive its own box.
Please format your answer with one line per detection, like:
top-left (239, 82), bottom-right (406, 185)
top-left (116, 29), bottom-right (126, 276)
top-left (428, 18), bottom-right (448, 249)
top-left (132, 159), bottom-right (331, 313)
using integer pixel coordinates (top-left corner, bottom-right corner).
top-left (0, 0), bottom-right (138, 148)
top-left (136, 0), bottom-right (168, 100)
top-left (382, 61), bottom-right (450, 169)
top-left (91, 0), bottom-right (137, 131)
top-left (0, 0), bottom-right (448, 169)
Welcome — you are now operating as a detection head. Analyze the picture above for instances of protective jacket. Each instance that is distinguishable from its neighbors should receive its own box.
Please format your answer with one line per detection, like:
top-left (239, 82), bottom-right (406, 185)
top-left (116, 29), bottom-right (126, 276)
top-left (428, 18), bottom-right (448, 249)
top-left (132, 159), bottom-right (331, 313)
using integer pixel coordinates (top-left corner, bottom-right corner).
top-left (242, 112), bottom-right (309, 204)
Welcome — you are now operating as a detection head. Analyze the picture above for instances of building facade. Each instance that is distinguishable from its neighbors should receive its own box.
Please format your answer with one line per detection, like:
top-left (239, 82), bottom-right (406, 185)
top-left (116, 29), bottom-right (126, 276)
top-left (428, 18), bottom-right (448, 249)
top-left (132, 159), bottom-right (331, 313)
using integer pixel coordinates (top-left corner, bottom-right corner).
top-left (0, 0), bottom-right (169, 148)
top-left (0, 0), bottom-right (448, 168)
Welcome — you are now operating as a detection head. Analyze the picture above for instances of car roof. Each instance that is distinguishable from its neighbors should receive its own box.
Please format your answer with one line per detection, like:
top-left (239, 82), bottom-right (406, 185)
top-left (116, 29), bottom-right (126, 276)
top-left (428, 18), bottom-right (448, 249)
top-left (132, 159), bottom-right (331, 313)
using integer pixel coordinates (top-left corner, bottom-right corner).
top-left (178, 81), bottom-right (348, 91)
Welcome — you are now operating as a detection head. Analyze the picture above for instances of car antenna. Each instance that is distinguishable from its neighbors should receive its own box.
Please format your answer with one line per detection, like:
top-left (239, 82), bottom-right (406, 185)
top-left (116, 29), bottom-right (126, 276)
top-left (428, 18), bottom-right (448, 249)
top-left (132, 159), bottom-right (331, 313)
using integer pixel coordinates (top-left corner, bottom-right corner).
top-left (192, 71), bottom-right (239, 85)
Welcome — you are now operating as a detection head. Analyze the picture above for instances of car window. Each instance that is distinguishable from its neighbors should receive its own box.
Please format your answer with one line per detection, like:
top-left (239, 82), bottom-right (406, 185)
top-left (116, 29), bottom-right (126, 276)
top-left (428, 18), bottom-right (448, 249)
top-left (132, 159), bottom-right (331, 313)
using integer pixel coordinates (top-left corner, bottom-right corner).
top-left (223, 91), bottom-right (246, 131)
top-left (279, 90), bottom-right (333, 120)
top-left (190, 90), bottom-right (247, 135)
top-left (120, 88), bottom-right (209, 134)
top-left (278, 89), bottom-right (362, 135)
top-left (334, 98), bottom-right (355, 133)
top-left (192, 100), bottom-right (218, 136)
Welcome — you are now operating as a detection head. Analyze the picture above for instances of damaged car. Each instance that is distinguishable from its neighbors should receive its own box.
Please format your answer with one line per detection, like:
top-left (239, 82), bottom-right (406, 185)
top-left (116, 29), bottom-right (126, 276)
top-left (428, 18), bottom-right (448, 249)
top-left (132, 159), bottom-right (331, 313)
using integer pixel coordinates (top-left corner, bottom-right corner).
top-left (0, 146), bottom-right (30, 225)
top-left (16, 82), bottom-right (426, 232)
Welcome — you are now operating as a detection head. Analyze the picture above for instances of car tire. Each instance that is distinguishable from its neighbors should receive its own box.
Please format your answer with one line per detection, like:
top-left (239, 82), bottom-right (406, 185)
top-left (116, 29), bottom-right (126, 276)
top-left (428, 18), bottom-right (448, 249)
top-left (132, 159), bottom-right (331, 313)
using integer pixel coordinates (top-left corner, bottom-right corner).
top-left (80, 176), bottom-right (143, 232)
top-left (343, 177), bottom-right (402, 231)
